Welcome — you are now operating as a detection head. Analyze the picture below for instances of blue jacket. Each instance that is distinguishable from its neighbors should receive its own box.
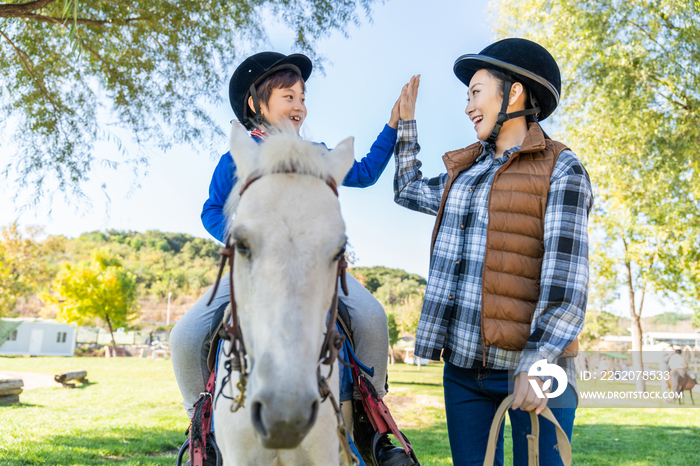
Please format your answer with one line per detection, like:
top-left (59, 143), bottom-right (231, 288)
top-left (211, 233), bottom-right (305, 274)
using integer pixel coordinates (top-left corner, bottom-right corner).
top-left (201, 124), bottom-right (398, 242)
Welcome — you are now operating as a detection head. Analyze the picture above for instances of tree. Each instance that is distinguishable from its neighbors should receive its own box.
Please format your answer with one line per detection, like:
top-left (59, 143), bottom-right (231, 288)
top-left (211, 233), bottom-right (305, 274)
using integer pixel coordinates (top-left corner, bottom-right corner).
top-left (493, 0), bottom-right (700, 392)
top-left (387, 312), bottom-right (399, 364)
top-left (48, 248), bottom-right (138, 353)
top-left (580, 310), bottom-right (620, 350)
top-left (0, 0), bottom-right (374, 200)
top-left (392, 292), bottom-right (423, 337)
top-left (0, 222), bottom-right (58, 316)
top-left (349, 265), bottom-right (426, 337)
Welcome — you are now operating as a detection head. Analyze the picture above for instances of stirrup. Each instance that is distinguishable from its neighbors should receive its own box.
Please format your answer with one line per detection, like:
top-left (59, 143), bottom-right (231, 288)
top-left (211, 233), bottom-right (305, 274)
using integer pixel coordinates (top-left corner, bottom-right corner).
top-left (371, 431), bottom-right (420, 466)
top-left (176, 433), bottom-right (222, 466)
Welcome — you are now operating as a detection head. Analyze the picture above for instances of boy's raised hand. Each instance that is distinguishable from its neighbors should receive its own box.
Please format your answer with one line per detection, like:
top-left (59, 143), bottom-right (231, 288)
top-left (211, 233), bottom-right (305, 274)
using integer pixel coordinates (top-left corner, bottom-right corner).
top-left (388, 93), bottom-right (401, 129)
top-left (400, 75), bottom-right (420, 121)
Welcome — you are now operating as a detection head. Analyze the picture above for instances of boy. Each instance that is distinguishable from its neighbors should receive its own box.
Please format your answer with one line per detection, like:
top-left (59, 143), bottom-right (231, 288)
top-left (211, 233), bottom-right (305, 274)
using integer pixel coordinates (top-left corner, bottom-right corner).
top-left (171, 52), bottom-right (412, 466)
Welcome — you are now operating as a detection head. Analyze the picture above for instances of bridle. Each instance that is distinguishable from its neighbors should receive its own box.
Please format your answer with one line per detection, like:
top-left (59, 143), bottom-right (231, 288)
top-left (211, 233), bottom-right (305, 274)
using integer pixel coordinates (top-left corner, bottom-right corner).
top-left (207, 167), bottom-right (358, 465)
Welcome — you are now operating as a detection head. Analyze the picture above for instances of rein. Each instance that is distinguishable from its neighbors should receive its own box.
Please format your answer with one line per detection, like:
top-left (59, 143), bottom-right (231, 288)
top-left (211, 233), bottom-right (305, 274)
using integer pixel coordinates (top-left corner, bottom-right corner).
top-left (207, 168), bottom-right (358, 465)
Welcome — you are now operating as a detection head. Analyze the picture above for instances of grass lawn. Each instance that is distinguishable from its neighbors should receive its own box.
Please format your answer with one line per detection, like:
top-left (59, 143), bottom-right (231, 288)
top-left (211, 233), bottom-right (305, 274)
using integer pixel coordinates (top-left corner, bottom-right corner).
top-left (1, 357), bottom-right (699, 465)
top-left (385, 363), bottom-right (700, 466)
top-left (0, 357), bottom-right (187, 466)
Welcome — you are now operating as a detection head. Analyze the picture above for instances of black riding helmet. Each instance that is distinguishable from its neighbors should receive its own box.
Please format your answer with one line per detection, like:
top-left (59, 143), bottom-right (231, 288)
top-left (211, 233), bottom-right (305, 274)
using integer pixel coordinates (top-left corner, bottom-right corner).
top-left (229, 52), bottom-right (313, 130)
top-left (453, 38), bottom-right (561, 143)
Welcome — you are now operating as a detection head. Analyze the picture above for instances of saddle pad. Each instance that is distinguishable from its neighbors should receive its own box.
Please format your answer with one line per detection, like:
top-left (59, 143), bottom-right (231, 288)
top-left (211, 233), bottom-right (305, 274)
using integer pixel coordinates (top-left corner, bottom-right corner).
top-left (206, 302), bottom-right (231, 372)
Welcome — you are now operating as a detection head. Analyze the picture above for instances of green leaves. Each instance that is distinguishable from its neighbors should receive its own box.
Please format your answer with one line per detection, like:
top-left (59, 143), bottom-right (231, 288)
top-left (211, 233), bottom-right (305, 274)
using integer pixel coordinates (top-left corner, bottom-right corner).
top-left (48, 248), bottom-right (138, 329)
top-left (350, 266), bottom-right (426, 336)
top-left (61, 0), bottom-right (80, 56)
top-left (0, 0), bottom-right (375, 201)
top-left (0, 223), bottom-right (58, 317)
top-left (493, 0), bottom-right (700, 325)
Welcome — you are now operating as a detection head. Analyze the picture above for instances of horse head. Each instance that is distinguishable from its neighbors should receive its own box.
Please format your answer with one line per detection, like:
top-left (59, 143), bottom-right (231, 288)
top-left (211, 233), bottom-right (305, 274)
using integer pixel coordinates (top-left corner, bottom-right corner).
top-left (221, 123), bottom-right (354, 449)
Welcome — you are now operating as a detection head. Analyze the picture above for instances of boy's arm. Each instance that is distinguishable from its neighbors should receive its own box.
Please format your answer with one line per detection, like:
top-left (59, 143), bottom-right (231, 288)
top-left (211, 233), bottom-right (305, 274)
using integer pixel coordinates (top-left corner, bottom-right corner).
top-left (342, 95), bottom-right (400, 188)
top-left (201, 152), bottom-right (237, 243)
top-left (393, 119), bottom-right (448, 216)
top-left (341, 124), bottom-right (398, 188)
top-left (516, 150), bottom-right (594, 374)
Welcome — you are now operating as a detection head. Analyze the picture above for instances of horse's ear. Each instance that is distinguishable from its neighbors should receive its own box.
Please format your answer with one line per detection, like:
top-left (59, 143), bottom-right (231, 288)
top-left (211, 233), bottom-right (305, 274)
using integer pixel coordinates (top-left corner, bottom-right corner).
top-left (229, 122), bottom-right (259, 180)
top-left (327, 137), bottom-right (355, 187)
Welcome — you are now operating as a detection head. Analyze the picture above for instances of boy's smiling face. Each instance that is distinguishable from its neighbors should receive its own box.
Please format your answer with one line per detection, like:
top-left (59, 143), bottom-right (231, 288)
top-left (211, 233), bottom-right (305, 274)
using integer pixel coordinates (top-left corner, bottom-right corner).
top-left (254, 80), bottom-right (307, 133)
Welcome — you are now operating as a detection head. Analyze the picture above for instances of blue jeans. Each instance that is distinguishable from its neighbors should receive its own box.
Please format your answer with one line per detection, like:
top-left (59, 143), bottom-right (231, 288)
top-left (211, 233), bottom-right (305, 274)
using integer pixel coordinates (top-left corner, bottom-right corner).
top-left (443, 362), bottom-right (577, 466)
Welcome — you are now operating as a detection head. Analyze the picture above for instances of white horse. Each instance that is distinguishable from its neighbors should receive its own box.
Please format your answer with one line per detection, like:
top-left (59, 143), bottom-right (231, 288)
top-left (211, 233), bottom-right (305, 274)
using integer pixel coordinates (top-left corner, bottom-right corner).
top-left (213, 123), bottom-right (356, 465)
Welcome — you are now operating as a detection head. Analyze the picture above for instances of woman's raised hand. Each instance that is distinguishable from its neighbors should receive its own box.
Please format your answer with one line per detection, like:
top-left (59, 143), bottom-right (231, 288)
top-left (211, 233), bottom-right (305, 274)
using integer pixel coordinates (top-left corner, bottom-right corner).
top-left (400, 75), bottom-right (420, 121)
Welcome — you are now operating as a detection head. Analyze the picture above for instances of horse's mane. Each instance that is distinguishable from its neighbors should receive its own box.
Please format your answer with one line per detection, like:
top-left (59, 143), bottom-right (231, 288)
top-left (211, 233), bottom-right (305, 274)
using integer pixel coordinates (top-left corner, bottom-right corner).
top-left (224, 131), bottom-right (331, 233)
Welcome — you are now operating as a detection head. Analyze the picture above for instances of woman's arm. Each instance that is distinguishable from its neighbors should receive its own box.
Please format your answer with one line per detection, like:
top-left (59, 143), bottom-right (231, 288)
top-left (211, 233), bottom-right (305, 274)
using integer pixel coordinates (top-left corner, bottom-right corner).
top-left (516, 150), bottom-right (594, 374)
top-left (393, 75), bottom-right (448, 215)
top-left (393, 120), bottom-right (448, 215)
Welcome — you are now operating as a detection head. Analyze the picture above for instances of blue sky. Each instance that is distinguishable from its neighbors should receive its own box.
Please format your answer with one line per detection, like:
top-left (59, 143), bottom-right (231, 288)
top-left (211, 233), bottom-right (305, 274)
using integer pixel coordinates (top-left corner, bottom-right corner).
top-left (0, 0), bottom-right (682, 317)
top-left (0, 0), bottom-right (495, 275)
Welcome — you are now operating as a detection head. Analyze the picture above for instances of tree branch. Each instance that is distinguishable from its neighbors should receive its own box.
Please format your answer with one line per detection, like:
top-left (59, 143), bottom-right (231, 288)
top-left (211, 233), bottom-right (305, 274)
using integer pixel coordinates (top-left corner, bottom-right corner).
top-left (0, 27), bottom-right (59, 112)
top-left (21, 13), bottom-right (147, 26)
top-left (621, 235), bottom-right (639, 319)
top-left (629, 20), bottom-right (698, 82)
top-left (97, 0), bottom-right (150, 15)
top-left (0, 0), bottom-right (57, 17)
top-left (638, 280), bottom-right (647, 317)
top-left (658, 12), bottom-right (679, 31)
top-left (78, 37), bottom-right (117, 78)
top-left (646, 75), bottom-right (695, 112)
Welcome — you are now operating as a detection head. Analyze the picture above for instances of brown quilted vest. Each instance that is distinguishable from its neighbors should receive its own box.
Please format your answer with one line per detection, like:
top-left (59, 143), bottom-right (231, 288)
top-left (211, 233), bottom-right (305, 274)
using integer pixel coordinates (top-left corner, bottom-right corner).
top-left (430, 123), bottom-right (579, 358)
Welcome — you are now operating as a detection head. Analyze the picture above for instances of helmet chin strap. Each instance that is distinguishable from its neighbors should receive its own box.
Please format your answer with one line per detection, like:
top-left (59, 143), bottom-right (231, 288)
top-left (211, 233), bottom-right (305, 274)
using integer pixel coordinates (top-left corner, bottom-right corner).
top-left (485, 80), bottom-right (541, 145)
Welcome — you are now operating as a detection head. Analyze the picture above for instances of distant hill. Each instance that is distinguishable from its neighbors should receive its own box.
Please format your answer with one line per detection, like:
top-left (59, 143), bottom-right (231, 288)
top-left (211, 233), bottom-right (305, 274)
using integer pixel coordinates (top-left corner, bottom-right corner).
top-left (9, 230), bottom-right (430, 329)
top-left (11, 229), bottom-right (222, 322)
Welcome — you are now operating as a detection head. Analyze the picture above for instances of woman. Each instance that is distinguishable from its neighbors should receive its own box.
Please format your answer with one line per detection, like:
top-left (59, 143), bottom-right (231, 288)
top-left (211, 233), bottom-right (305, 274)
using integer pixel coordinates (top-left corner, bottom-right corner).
top-left (393, 39), bottom-right (592, 465)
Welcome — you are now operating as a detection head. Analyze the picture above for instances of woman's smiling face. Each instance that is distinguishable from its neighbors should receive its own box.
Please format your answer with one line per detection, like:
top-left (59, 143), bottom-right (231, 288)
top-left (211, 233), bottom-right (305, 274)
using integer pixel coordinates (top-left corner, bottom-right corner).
top-left (465, 69), bottom-right (504, 142)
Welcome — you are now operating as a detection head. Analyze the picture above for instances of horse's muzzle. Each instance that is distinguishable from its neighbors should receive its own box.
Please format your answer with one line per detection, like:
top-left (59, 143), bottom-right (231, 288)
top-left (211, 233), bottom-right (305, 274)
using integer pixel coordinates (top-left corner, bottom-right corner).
top-left (250, 394), bottom-right (320, 449)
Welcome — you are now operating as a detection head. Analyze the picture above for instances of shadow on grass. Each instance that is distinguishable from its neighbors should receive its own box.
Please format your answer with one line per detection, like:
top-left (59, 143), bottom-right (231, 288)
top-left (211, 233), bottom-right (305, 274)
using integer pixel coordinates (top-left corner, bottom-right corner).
top-left (61, 381), bottom-right (98, 390)
top-left (0, 402), bottom-right (44, 409)
top-left (392, 381), bottom-right (442, 388)
top-left (0, 426), bottom-right (185, 466)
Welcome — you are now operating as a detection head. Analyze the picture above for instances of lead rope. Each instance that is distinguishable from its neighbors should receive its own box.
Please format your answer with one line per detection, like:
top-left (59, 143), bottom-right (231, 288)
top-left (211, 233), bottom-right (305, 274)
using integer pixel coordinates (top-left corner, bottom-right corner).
top-left (208, 234), bottom-right (248, 413)
top-left (316, 256), bottom-right (358, 465)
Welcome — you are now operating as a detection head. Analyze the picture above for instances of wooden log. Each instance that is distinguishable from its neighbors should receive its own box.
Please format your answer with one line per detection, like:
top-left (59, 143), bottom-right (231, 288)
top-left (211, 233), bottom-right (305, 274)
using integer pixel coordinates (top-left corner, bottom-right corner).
top-left (54, 370), bottom-right (88, 385)
top-left (0, 378), bottom-right (23, 396)
top-left (0, 388), bottom-right (23, 396)
top-left (0, 395), bottom-right (20, 405)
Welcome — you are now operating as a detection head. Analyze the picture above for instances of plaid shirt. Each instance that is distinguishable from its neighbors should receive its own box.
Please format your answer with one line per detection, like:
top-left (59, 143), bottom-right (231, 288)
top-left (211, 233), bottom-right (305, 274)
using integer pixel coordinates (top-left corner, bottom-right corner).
top-left (394, 120), bottom-right (592, 386)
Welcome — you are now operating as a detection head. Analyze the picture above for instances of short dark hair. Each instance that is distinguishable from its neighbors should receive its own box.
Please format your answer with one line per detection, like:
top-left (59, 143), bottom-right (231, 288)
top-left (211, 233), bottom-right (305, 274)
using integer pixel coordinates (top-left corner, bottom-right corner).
top-left (485, 68), bottom-right (531, 111)
top-left (252, 69), bottom-right (305, 114)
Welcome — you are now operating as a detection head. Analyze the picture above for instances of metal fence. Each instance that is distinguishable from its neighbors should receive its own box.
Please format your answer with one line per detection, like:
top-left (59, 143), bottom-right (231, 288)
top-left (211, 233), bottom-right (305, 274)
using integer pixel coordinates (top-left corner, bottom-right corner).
top-left (76, 327), bottom-right (169, 345)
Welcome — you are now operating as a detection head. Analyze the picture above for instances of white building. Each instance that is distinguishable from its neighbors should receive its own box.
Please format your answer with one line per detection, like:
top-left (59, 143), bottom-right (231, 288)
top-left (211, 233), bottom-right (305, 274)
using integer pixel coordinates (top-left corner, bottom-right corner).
top-left (601, 332), bottom-right (700, 352)
top-left (0, 318), bottom-right (77, 357)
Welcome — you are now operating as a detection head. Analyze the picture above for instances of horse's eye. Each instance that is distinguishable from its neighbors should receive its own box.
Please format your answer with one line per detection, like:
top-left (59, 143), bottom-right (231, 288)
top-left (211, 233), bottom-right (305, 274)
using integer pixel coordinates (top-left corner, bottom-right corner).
top-left (333, 247), bottom-right (346, 262)
top-left (235, 242), bottom-right (250, 257)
